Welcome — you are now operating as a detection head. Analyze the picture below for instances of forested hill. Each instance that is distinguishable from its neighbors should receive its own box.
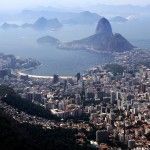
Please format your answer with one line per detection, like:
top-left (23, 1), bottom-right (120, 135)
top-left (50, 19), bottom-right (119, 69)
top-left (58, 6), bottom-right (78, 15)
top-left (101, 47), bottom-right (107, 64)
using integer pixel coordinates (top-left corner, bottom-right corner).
top-left (0, 109), bottom-right (90, 150)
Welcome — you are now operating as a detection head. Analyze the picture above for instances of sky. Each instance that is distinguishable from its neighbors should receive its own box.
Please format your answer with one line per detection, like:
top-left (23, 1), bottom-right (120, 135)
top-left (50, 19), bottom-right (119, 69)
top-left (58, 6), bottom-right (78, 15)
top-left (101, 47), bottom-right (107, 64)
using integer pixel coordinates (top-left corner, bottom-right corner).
top-left (0, 0), bottom-right (150, 11)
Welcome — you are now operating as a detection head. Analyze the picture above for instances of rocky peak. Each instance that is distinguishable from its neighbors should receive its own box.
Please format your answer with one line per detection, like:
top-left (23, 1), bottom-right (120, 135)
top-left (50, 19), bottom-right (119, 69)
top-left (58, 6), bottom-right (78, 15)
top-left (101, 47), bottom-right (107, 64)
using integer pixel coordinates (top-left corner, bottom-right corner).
top-left (95, 17), bottom-right (112, 36)
top-left (34, 17), bottom-right (47, 25)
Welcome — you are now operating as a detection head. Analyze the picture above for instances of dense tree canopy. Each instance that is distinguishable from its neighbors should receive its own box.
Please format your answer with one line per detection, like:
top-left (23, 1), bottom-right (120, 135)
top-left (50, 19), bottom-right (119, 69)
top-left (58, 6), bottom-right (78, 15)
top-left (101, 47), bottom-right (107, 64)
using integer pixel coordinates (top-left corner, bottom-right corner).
top-left (104, 64), bottom-right (125, 76)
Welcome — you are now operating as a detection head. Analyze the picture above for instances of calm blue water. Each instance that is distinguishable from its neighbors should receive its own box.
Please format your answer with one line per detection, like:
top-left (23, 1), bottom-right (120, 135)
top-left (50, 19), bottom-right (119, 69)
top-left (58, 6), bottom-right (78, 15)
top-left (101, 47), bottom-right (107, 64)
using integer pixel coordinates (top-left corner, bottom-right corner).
top-left (0, 19), bottom-right (150, 76)
top-left (0, 25), bottom-right (113, 76)
top-left (25, 47), bottom-right (113, 76)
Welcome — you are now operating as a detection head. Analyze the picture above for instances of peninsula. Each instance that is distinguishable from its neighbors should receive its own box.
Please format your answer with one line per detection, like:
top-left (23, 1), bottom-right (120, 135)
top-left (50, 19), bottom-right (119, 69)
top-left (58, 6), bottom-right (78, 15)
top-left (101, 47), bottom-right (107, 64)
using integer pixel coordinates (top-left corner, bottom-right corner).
top-left (59, 18), bottom-right (134, 52)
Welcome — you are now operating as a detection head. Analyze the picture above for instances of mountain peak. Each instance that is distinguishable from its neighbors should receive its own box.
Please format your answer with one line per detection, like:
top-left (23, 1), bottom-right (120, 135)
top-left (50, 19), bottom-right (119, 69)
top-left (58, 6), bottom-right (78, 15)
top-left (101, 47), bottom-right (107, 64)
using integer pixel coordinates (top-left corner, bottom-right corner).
top-left (95, 17), bottom-right (112, 35)
top-left (80, 11), bottom-right (92, 16)
top-left (59, 17), bottom-right (134, 52)
top-left (34, 17), bottom-right (48, 27)
top-left (33, 17), bottom-right (62, 29)
top-left (36, 17), bottom-right (47, 22)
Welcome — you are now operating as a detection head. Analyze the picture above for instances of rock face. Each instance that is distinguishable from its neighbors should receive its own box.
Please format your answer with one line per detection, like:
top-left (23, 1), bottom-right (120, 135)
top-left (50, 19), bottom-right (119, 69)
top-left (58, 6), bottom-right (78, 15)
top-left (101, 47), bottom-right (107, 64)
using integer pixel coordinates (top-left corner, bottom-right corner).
top-left (108, 33), bottom-right (134, 52)
top-left (60, 17), bottom-right (134, 52)
top-left (37, 36), bottom-right (60, 46)
top-left (95, 18), bottom-right (112, 35)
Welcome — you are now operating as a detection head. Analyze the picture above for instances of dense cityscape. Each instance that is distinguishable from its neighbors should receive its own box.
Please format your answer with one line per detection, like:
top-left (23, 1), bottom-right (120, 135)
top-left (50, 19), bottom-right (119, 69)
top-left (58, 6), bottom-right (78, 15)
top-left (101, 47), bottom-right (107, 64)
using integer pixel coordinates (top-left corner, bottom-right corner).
top-left (0, 49), bottom-right (149, 149)
top-left (0, 0), bottom-right (150, 149)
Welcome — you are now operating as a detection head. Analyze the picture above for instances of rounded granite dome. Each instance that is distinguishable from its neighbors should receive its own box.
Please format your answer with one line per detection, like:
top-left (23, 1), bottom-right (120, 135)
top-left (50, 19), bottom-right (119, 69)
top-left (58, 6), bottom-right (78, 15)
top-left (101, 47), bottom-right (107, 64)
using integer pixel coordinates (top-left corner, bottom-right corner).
top-left (95, 17), bottom-right (113, 35)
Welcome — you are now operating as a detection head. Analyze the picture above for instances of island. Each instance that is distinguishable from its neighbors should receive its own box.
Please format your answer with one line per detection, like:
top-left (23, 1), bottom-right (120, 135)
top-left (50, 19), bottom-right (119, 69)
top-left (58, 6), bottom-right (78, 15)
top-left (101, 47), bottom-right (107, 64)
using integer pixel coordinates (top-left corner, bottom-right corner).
top-left (37, 36), bottom-right (61, 46)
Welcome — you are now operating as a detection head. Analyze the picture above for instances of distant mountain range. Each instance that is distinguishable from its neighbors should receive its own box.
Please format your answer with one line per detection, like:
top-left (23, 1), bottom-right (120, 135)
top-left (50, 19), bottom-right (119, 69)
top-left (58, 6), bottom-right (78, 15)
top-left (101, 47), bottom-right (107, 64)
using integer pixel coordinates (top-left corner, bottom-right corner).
top-left (20, 10), bottom-right (101, 25)
top-left (19, 4), bottom-right (150, 21)
top-left (1, 23), bottom-right (20, 29)
top-left (62, 11), bottom-right (101, 24)
top-left (59, 18), bottom-right (134, 52)
top-left (38, 18), bottom-right (134, 52)
top-left (1, 11), bottom-right (100, 29)
top-left (1, 4), bottom-right (150, 25)
top-left (1, 17), bottom-right (62, 30)
top-left (32, 17), bottom-right (62, 29)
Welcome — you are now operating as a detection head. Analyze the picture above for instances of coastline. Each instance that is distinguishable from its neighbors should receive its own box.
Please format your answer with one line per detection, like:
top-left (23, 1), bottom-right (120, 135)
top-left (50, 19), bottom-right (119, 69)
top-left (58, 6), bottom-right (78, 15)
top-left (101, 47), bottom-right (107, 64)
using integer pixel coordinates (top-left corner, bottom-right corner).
top-left (15, 48), bottom-right (146, 80)
top-left (17, 71), bottom-right (73, 80)
top-left (16, 63), bottom-right (74, 79)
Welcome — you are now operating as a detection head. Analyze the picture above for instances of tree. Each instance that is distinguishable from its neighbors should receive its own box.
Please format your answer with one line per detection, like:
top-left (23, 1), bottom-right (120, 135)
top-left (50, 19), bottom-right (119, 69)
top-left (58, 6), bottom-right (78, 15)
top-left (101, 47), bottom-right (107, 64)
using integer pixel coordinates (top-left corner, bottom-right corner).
top-left (0, 85), bottom-right (15, 97)
top-left (104, 64), bottom-right (125, 76)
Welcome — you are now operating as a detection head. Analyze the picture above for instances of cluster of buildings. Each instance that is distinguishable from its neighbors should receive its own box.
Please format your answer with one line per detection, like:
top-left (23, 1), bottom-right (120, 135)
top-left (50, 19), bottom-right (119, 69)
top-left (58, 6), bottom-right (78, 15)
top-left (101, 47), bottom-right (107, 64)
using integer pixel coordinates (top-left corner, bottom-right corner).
top-left (114, 49), bottom-right (150, 69)
top-left (0, 50), bottom-right (149, 149)
top-left (0, 53), bottom-right (40, 77)
top-left (83, 65), bottom-right (150, 149)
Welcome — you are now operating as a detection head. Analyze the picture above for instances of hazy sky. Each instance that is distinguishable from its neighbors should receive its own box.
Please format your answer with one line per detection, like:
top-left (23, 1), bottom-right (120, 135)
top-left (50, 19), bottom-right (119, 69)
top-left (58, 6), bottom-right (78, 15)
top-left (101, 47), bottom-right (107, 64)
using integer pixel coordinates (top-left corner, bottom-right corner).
top-left (0, 0), bottom-right (150, 11)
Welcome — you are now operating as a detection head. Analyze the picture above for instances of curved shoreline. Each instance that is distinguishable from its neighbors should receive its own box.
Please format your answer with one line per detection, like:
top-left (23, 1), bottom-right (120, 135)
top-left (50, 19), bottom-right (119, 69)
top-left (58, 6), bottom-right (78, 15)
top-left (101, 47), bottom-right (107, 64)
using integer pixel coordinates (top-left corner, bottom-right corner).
top-left (17, 71), bottom-right (73, 80)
